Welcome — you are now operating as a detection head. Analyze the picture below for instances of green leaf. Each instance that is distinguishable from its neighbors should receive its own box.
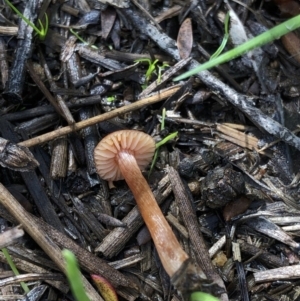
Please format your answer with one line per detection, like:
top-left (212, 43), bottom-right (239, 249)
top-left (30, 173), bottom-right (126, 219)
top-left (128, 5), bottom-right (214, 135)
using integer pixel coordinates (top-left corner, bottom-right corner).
top-left (1, 248), bottom-right (29, 293)
top-left (156, 131), bottom-right (178, 149)
top-left (62, 249), bottom-right (90, 301)
top-left (4, 0), bottom-right (48, 40)
top-left (174, 14), bottom-right (300, 81)
top-left (190, 292), bottom-right (220, 301)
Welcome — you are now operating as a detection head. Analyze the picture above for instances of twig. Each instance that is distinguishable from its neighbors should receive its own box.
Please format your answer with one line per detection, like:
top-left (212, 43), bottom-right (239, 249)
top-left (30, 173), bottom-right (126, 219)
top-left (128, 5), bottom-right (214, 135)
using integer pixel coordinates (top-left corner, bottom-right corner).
top-left (19, 85), bottom-right (181, 148)
top-left (167, 166), bottom-right (228, 301)
top-left (0, 183), bottom-right (103, 301)
top-left (254, 265), bottom-right (300, 283)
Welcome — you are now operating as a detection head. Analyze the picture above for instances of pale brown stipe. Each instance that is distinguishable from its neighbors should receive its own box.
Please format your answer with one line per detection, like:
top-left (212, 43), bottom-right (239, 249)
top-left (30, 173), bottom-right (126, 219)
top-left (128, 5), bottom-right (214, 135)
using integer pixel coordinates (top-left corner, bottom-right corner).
top-left (94, 130), bottom-right (189, 277)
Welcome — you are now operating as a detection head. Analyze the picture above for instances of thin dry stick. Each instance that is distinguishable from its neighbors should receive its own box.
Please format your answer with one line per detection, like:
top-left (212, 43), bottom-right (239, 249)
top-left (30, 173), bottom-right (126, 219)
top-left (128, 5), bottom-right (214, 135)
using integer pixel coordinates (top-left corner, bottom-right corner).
top-left (19, 85), bottom-right (181, 148)
top-left (258, 127), bottom-right (300, 153)
top-left (167, 166), bottom-right (228, 300)
top-left (0, 183), bottom-right (103, 301)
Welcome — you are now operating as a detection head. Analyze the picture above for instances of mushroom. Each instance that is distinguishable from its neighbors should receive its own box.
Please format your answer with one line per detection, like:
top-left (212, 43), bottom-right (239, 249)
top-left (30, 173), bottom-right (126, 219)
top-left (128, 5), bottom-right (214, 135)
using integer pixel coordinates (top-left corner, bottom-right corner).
top-left (94, 130), bottom-right (189, 277)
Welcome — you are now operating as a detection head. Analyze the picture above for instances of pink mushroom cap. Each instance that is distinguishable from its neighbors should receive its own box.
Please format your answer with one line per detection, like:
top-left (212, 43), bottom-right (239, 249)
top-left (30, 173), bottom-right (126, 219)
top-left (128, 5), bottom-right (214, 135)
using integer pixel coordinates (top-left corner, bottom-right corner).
top-left (94, 130), bottom-right (156, 181)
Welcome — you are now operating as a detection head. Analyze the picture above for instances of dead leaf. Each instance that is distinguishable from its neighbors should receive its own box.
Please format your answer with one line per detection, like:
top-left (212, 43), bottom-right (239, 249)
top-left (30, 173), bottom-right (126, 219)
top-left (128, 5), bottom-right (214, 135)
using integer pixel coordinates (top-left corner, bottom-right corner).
top-left (281, 31), bottom-right (300, 63)
top-left (177, 18), bottom-right (193, 59)
top-left (273, 0), bottom-right (300, 17)
top-left (91, 274), bottom-right (118, 301)
top-left (223, 196), bottom-right (252, 222)
top-left (101, 7), bottom-right (117, 40)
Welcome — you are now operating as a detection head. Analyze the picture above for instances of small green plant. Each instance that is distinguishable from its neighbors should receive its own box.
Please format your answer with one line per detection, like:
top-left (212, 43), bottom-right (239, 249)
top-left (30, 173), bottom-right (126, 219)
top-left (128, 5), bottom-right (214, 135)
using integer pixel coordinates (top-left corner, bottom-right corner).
top-left (155, 131), bottom-right (178, 149)
top-left (174, 14), bottom-right (300, 81)
top-left (160, 107), bottom-right (166, 131)
top-left (62, 249), bottom-right (90, 301)
top-left (210, 12), bottom-right (230, 60)
top-left (156, 62), bottom-right (169, 83)
top-left (63, 250), bottom-right (118, 301)
top-left (4, 0), bottom-right (48, 40)
top-left (106, 95), bottom-right (116, 102)
top-left (149, 109), bottom-right (178, 176)
top-left (135, 58), bottom-right (169, 85)
top-left (1, 248), bottom-right (30, 293)
top-left (190, 291), bottom-right (220, 301)
top-left (70, 29), bottom-right (98, 49)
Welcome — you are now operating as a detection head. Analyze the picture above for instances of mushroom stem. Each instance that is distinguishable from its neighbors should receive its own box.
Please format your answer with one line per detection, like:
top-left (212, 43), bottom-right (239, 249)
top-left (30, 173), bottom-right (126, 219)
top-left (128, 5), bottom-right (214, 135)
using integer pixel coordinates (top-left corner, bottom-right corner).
top-left (117, 150), bottom-right (189, 277)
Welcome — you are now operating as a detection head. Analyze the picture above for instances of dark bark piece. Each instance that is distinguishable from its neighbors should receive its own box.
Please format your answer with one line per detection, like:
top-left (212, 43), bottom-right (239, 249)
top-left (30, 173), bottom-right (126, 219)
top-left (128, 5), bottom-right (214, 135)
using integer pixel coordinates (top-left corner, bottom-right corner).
top-left (0, 138), bottom-right (39, 171)
top-left (0, 251), bottom-right (67, 293)
top-left (101, 7), bottom-right (116, 39)
top-left (66, 52), bottom-right (82, 86)
top-left (30, 146), bottom-right (94, 244)
top-left (245, 216), bottom-right (300, 249)
top-left (71, 196), bottom-right (109, 240)
top-left (0, 119), bottom-right (64, 232)
top-left (77, 9), bottom-right (100, 26)
top-left (95, 175), bottom-right (172, 257)
top-left (39, 51), bottom-right (75, 124)
top-left (15, 114), bottom-right (59, 135)
top-left (240, 242), bottom-right (289, 268)
top-left (50, 136), bottom-right (68, 179)
top-left (167, 166), bottom-right (228, 300)
top-left (235, 261), bottom-right (250, 301)
top-left (0, 37), bottom-right (9, 91)
top-left (98, 62), bottom-right (139, 81)
top-left (79, 108), bottom-right (99, 175)
top-left (2, 0), bottom-right (40, 104)
top-left (30, 214), bottom-right (138, 296)
top-left (96, 213), bottom-right (126, 227)
top-left (26, 60), bottom-right (64, 118)
top-left (5, 96), bottom-right (104, 121)
top-left (201, 164), bottom-right (245, 209)
top-left (76, 44), bottom-right (125, 70)
top-left (20, 284), bottom-right (48, 301)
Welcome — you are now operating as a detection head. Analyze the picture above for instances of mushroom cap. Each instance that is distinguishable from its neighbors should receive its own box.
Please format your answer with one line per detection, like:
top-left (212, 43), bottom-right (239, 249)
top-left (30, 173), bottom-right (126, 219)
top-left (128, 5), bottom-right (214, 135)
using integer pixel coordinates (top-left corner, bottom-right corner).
top-left (94, 130), bottom-right (156, 181)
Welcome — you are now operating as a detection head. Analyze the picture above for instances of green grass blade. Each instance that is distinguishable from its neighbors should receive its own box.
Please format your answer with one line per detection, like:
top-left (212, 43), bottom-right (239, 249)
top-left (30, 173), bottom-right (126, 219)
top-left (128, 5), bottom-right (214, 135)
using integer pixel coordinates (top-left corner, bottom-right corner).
top-left (4, 0), bottom-right (42, 36)
top-left (190, 291), bottom-right (220, 301)
top-left (62, 249), bottom-right (90, 301)
top-left (174, 14), bottom-right (300, 81)
top-left (210, 12), bottom-right (230, 60)
top-left (1, 248), bottom-right (30, 293)
top-left (161, 108), bottom-right (166, 130)
top-left (155, 131), bottom-right (178, 149)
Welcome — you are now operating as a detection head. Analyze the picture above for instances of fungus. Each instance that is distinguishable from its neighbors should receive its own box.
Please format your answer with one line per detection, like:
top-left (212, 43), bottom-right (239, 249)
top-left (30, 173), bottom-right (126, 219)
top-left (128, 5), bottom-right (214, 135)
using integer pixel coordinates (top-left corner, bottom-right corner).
top-left (94, 130), bottom-right (189, 277)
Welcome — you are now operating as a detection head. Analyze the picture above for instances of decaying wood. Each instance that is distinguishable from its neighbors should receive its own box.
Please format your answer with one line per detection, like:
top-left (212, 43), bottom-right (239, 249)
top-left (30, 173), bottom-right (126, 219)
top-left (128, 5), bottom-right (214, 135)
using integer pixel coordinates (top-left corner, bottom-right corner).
top-left (240, 242), bottom-right (289, 268)
top-left (168, 166), bottom-right (228, 301)
top-left (50, 136), bottom-right (68, 179)
top-left (28, 214), bottom-right (139, 300)
top-left (19, 85), bottom-right (181, 147)
top-left (0, 226), bottom-right (24, 249)
top-left (95, 175), bottom-right (172, 257)
top-left (254, 265), bottom-right (300, 283)
top-left (2, 0), bottom-right (41, 104)
top-left (0, 273), bottom-right (64, 288)
top-left (0, 183), bottom-right (103, 301)
top-left (0, 239), bottom-right (67, 293)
